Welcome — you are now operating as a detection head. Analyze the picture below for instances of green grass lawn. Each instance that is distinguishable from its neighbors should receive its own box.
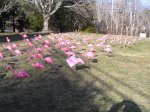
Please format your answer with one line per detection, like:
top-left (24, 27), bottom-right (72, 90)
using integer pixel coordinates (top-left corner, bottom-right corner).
top-left (0, 33), bottom-right (149, 112)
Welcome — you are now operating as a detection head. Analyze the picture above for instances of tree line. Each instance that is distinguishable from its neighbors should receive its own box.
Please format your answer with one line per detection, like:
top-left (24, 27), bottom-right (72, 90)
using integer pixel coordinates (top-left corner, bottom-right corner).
top-left (0, 0), bottom-right (149, 37)
top-left (92, 0), bottom-right (150, 36)
top-left (0, 0), bottom-right (92, 32)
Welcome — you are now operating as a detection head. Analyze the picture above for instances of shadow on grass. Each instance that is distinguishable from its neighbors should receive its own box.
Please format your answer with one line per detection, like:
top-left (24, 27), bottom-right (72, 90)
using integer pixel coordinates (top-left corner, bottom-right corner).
top-left (0, 66), bottom-right (116, 112)
top-left (90, 64), bottom-right (150, 100)
top-left (0, 32), bottom-right (49, 43)
top-left (86, 64), bottom-right (149, 112)
top-left (81, 70), bottom-right (127, 99)
top-left (108, 100), bottom-right (141, 112)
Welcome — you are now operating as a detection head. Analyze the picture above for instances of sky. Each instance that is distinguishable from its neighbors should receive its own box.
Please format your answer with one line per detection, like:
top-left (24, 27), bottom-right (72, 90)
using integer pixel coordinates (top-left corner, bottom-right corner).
top-left (99, 0), bottom-right (150, 8)
top-left (142, 0), bottom-right (150, 7)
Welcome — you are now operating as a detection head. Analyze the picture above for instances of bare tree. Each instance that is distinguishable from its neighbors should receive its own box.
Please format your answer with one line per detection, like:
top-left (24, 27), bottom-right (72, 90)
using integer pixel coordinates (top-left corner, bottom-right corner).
top-left (25, 0), bottom-right (88, 31)
top-left (92, 0), bottom-right (150, 36)
top-left (0, 0), bottom-right (16, 15)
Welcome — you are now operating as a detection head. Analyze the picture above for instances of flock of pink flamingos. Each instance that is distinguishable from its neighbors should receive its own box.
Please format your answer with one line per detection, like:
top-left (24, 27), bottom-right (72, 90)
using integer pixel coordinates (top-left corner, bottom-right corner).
top-left (0, 33), bottom-right (139, 78)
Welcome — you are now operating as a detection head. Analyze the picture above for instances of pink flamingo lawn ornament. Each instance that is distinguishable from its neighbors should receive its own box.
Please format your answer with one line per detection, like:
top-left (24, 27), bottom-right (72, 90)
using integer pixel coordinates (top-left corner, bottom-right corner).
top-left (0, 52), bottom-right (3, 58)
top-left (124, 39), bottom-right (127, 45)
top-left (76, 58), bottom-right (85, 64)
top-left (6, 37), bottom-right (10, 43)
top-left (75, 42), bottom-right (81, 45)
top-left (96, 42), bottom-right (105, 48)
top-left (44, 39), bottom-right (49, 45)
top-left (12, 43), bottom-right (17, 49)
top-left (61, 47), bottom-right (70, 52)
top-left (127, 41), bottom-right (131, 45)
top-left (43, 44), bottom-right (50, 49)
top-left (34, 46), bottom-right (42, 53)
top-left (88, 44), bottom-right (93, 47)
top-left (44, 57), bottom-right (53, 64)
top-left (27, 57), bottom-right (45, 69)
top-left (111, 39), bottom-right (116, 43)
top-left (24, 39), bottom-right (33, 47)
top-left (89, 47), bottom-right (95, 52)
top-left (22, 34), bottom-right (28, 39)
top-left (133, 39), bottom-right (136, 43)
top-left (31, 62), bottom-right (45, 69)
top-left (65, 51), bottom-right (75, 57)
top-left (66, 56), bottom-right (78, 67)
top-left (66, 56), bottom-right (85, 67)
top-left (34, 35), bottom-right (42, 41)
top-left (85, 51), bottom-right (94, 59)
top-left (69, 46), bottom-right (76, 49)
top-left (24, 38), bottom-right (30, 43)
top-left (14, 50), bottom-right (22, 55)
top-left (32, 53), bottom-right (43, 59)
top-left (5, 65), bottom-right (30, 78)
top-left (104, 45), bottom-right (112, 53)
top-left (28, 42), bottom-right (33, 47)
top-left (6, 46), bottom-right (13, 52)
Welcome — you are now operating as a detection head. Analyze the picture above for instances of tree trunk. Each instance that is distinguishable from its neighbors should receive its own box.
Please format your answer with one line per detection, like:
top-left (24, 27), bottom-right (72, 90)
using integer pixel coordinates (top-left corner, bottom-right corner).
top-left (1, 19), bottom-right (4, 32)
top-left (43, 16), bottom-right (50, 31)
top-left (13, 16), bottom-right (15, 32)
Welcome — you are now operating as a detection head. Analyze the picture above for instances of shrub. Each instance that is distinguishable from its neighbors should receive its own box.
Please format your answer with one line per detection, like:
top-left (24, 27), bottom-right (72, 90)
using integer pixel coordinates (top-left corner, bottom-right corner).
top-left (81, 24), bottom-right (96, 33)
top-left (26, 12), bottom-right (43, 32)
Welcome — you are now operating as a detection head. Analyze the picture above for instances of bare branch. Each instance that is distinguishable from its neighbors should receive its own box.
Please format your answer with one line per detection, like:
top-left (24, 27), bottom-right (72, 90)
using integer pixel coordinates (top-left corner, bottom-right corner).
top-left (0, 0), bottom-right (16, 15)
top-left (64, 1), bottom-right (83, 8)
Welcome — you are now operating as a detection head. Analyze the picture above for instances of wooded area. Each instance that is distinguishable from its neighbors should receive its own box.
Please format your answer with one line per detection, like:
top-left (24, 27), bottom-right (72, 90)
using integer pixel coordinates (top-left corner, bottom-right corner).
top-left (92, 0), bottom-right (150, 36)
top-left (0, 0), bottom-right (150, 36)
